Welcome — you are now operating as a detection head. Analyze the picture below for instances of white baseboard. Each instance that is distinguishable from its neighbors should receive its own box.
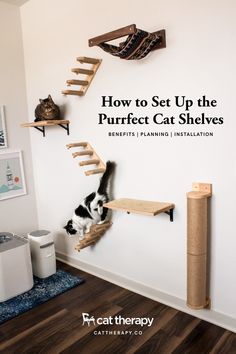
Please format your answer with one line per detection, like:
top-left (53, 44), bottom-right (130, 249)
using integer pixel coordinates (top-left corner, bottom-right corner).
top-left (56, 251), bottom-right (236, 333)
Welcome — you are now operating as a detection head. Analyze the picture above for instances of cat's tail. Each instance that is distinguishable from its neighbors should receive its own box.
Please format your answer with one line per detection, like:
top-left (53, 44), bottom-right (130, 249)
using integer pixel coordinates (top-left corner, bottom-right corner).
top-left (97, 161), bottom-right (115, 195)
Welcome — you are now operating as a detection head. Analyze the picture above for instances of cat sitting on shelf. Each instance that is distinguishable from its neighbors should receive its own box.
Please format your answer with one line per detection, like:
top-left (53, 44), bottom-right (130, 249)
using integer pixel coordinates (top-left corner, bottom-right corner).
top-left (34, 94), bottom-right (60, 122)
top-left (64, 161), bottom-right (115, 238)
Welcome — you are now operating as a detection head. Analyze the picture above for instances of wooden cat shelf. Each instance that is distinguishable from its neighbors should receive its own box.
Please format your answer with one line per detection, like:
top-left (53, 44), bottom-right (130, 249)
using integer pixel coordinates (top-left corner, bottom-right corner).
top-left (66, 141), bottom-right (105, 176)
top-left (104, 198), bottom-right (175, 222)
top-left (89, 24), bottom-right (166, 60)
top-left (75, 221), bottom-right (112, 251)
top-left (21, 120), bottom-right (70, 137)
top-left (62, 57), bottom-right (102, 97)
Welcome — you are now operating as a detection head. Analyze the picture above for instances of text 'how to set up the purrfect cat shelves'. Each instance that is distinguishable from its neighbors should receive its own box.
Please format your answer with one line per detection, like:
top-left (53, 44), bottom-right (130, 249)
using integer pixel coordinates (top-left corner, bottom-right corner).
top-left (97, 95), bottom-right (224, 126)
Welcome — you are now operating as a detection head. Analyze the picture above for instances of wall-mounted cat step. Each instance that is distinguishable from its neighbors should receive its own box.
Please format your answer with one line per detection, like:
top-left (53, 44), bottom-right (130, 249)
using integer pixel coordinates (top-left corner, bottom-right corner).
top-left (89, 24), bottom-right (166, 60)
top-left (104, 198), bottom-right (175, 222)
top-left (75, 221), bottom-right (112, 251)
top-left (21, 120), bottom-right (70, 137)
top-left (66, 142), bottom-right (105, 176)
top-left (62, 57), bottom-right (102, 97)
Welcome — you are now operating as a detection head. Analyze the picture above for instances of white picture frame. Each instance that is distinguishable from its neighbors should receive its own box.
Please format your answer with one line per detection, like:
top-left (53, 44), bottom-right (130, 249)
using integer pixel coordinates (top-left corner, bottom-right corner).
top-left (0, 150), bottom-right (27, 200)
top-left (0, 106), bottom-right (7, 149)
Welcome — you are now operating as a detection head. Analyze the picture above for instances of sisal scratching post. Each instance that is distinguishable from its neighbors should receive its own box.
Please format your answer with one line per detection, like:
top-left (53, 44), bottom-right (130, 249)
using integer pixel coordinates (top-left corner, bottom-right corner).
top-left (187, 183), bottom-right (212, 309)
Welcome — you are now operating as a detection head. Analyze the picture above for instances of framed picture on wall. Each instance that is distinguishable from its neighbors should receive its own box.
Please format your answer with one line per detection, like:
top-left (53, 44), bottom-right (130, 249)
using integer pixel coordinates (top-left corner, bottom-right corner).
top-left (0, 150), bottom-right (27, 200)
top-left (0, 106), bottom-right (7, 149)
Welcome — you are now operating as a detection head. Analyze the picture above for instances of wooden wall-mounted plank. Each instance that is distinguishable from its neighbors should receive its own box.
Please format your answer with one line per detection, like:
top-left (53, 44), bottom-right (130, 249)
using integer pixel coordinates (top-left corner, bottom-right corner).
top-left (89, 24), bottom-right (136, 47)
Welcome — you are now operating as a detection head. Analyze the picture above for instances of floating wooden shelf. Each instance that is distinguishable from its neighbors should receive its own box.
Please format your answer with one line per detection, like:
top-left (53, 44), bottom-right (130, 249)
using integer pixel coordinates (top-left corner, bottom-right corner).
top-left (75, 221), bottom-right (112, 251)
top-left (66, 141), bottom-right (105, 176)
top-left (104, 198), bottom-right (175, 221)
top-left (62, 56), bottom-right (102, 97)
top-left (21, 120), bottom-right (70, 137)
top-left (187, 182), bottom-right (212, 310)
top-left (89, 24), bottom-right (166, 60)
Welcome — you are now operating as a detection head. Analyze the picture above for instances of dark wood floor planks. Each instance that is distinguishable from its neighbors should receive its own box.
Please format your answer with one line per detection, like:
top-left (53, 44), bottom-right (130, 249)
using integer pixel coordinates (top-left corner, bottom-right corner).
top-left (0, 261), bottom-right (235, 354)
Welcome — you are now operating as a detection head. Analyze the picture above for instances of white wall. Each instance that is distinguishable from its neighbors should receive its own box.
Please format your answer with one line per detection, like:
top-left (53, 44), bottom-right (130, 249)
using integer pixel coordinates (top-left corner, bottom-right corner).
top-left (20, 0), bottom-right (236, 328)
top-left (0, 1), bottom-right (38, 235)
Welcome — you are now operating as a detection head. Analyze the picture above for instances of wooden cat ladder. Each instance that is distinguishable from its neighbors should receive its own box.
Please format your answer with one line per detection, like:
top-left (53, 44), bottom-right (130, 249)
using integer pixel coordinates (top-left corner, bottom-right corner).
top-left (75, 221), bottom-right (112, 251)
top-left (66, 142), bottom-right (106, 176)
top-left (62, 57), bottom-right (102, 96)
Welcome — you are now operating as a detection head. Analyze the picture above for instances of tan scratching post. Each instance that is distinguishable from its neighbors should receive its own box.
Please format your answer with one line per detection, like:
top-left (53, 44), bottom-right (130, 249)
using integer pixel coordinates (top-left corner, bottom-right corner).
top-left (62, 57), bottom-right (102, 97)
top-left (75, 221), bottom-right (112, 251)
top-left (187, 182), bottom-right (212, 310)
top-left (66, 142), bottom-right (106, 176)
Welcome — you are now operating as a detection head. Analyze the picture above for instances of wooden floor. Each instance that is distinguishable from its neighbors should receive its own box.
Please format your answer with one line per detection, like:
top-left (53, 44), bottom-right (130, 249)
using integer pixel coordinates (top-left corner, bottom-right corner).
top-left (0, 261), bottom-right (235, 354)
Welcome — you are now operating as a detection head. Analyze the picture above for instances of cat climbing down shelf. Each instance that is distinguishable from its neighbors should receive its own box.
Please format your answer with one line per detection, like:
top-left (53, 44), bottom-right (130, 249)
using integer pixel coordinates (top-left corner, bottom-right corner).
top-left (64, 161), bottom-right (115, 238)
top-left (75, 221), bottom-right (112, 251)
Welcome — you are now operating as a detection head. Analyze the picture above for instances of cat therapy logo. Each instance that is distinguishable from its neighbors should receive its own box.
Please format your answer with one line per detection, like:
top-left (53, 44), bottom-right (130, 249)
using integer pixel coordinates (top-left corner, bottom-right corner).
top-left (82, 313), bottom-right (96, 326)
top-left (82, 313), bottom-right (154, 327)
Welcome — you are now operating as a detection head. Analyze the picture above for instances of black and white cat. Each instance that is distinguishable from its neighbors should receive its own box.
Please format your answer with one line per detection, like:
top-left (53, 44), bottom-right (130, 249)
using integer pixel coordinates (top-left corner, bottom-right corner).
top-left (64, 161), bottom-right (115, 238)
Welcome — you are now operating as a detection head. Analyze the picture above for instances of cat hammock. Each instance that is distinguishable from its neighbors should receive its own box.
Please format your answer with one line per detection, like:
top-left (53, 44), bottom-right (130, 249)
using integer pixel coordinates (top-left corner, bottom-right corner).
top-left (89, 24), bottom-right (166, 60)
top-left (75, 221), bottom-right (112, 251)
top-left (66, 142), bottom-right (106, 176)
top-left (62, 56), bottom-right (102, 96)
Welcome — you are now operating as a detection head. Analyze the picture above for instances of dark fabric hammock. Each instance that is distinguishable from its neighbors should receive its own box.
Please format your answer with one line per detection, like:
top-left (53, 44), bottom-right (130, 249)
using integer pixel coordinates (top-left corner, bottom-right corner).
top-left (98, 28), bottom-right (162, 60)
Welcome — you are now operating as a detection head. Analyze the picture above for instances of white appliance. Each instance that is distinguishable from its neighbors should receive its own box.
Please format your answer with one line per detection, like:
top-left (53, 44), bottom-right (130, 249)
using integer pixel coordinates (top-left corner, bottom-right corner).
top-left (0, 232), bottom-right (33, 302)
top-left (28, 230), bottom-right (56, 278)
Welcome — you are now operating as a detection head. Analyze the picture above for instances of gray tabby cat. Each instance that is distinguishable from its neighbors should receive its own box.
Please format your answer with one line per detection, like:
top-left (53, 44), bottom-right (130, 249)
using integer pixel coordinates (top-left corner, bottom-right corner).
top-left (34, 94), bottom-right (60, 122)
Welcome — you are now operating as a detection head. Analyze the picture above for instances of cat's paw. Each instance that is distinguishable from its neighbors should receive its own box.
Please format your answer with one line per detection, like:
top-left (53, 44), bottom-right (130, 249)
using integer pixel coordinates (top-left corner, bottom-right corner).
top-left (98, 205), bottom-right (103, 215)
top-left (78, 230), bottom-right (85, 239)
top-left (97, 220), bottom-right (106, 225)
